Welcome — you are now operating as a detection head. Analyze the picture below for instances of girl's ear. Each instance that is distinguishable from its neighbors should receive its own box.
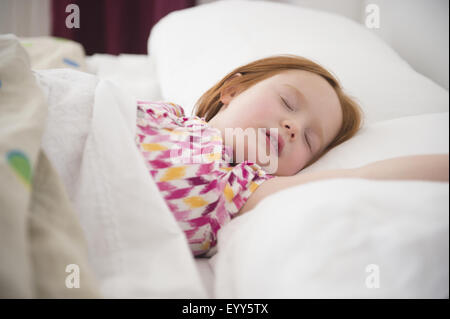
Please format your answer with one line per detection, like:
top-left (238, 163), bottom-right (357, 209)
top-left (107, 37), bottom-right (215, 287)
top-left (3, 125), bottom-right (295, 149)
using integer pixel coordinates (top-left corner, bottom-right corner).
top-left (220, 73), bottom-right (243, 106)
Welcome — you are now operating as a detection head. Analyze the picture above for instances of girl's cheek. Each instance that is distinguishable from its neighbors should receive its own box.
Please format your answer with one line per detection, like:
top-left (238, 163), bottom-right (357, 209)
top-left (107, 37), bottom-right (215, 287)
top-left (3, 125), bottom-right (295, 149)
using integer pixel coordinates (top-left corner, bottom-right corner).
top-left (260, 100), bottom-right (277, 115)
top-left (255, 105), bottom-right (278, 128)
top-left (287, 148), bottom-right (308, 174)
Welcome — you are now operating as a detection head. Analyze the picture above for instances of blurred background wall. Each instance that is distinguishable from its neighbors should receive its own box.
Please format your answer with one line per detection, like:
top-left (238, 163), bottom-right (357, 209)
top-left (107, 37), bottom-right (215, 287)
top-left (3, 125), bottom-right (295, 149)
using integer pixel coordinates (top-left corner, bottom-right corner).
top-left (51, 0), bottom-right (195, 55)
top-left (0, 0), bottom-right (448, 89)
top-left (0, 0), bottom-right (51, 37)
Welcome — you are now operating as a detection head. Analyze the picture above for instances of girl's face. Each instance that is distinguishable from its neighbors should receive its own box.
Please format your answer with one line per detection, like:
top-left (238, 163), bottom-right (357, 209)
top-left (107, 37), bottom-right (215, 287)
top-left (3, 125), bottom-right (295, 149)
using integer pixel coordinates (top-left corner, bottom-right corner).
top-left (208, 69), bottom-right (343, 176)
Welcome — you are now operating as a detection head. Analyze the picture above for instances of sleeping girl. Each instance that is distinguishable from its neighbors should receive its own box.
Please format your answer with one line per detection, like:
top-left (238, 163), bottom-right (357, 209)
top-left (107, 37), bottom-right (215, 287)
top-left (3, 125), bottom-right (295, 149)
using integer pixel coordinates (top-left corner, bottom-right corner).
top-left (135, 55), bottom-right (449, 257)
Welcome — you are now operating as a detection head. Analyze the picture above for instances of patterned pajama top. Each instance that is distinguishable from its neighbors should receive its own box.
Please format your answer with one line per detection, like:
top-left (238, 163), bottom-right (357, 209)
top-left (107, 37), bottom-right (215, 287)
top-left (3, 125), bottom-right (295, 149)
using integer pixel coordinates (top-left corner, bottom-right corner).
top-left (135, 101), bottom-right (274, 257)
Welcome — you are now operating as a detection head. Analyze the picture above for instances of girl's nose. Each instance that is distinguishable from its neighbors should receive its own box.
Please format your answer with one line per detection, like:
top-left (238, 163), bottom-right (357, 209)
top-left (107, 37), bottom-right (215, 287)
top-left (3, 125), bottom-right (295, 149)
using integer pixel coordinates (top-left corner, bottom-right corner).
top-left (283, 121), bottom-right (298, 141)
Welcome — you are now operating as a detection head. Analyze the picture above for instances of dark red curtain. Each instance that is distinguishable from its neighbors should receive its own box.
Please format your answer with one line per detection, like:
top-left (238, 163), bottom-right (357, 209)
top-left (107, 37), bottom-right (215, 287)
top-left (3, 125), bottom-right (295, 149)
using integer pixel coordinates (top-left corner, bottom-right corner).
top-left (51, 0), bottom-right (195, 55)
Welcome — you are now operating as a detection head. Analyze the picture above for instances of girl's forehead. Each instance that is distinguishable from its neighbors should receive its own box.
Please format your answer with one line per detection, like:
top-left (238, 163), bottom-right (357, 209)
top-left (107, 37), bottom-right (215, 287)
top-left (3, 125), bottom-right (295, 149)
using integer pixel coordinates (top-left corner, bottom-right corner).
top-left (261, 72), bottom-right (305, 92)
top-left (270, 70), bottom-right (336, 99)
top-left (272, 69), bottom-right (320, 84)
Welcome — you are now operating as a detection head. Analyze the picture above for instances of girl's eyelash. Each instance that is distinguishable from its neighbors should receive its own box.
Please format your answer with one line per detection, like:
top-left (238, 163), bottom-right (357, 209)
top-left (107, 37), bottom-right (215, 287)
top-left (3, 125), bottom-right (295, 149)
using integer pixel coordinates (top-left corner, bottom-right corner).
top-left (305, 133), bottom-right (311, 151)
top-left (280, 96), bottom-right (294, 111)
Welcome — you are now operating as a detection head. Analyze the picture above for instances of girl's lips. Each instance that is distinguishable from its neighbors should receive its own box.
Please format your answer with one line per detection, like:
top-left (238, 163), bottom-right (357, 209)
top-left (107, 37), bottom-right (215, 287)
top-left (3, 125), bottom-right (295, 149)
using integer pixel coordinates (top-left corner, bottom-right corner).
top-left (265, 129), bottom-right (284, 156)
top-left (276, 132), bottom-right (285, 155)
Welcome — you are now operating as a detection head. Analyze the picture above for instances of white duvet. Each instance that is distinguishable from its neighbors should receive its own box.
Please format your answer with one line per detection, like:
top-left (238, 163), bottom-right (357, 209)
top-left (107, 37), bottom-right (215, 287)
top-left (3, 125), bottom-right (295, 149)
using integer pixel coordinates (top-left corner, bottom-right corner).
top-left (36, 68), bottom-right (448, 298)
top-left (37, 69), bottom-right (207, 298)
top-left (213, 179), bottom-right (449, 298)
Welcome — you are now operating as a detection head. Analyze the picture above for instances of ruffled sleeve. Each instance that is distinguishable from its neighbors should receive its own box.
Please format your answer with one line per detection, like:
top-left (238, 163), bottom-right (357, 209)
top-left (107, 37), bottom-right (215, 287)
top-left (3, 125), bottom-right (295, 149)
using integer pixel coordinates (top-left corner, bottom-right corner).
top-left (221, 161), bottom-right (275, 216)
top-left (137, 100), bottom-right (185, 117)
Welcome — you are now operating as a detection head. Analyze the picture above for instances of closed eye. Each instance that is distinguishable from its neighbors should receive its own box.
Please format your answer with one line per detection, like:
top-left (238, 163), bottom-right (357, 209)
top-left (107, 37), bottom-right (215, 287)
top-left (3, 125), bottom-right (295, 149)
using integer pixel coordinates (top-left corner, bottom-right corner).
top-left (305, 133), bottom-right (312, 151)
top-left (280, 96), bottom-right (294, 111)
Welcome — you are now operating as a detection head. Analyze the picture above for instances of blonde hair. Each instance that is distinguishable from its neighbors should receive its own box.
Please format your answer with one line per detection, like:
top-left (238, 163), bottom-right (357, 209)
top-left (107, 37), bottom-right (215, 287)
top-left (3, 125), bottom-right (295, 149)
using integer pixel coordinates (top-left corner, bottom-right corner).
top-left (194, 55), bottom-right (363, 168)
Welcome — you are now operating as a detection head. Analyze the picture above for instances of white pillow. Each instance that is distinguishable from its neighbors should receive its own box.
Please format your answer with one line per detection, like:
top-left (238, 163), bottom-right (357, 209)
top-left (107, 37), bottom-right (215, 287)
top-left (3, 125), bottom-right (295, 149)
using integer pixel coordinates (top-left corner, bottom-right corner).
top-left (302, 111), bottom-right (449, 173)
top-left (148, 0), bottom-right (448, 123)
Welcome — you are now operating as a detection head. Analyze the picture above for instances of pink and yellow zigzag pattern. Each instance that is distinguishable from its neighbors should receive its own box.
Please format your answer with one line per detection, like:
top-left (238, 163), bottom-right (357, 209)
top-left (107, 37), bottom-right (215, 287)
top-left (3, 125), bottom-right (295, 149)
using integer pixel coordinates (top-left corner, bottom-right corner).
top-left (135, 100), bottom-right (273, 256)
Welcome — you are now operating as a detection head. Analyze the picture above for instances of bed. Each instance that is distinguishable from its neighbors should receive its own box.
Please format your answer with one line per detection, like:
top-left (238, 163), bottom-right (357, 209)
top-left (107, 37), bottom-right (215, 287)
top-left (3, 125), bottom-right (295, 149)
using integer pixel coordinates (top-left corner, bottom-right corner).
top-left (1, 0), bottom-right (448, 298)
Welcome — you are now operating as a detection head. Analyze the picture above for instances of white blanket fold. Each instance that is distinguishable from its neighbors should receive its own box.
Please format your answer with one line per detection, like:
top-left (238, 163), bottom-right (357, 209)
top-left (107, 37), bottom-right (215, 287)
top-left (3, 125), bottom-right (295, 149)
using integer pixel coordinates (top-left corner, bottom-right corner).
top-left (38, 69), bottom-right (207, 298)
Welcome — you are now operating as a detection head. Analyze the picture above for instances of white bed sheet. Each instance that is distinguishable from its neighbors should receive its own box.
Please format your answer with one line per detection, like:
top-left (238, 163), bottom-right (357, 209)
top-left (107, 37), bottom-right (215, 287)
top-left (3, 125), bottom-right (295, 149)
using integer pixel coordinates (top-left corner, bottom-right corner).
top-left (85, 54), bottom-right (217, 296)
